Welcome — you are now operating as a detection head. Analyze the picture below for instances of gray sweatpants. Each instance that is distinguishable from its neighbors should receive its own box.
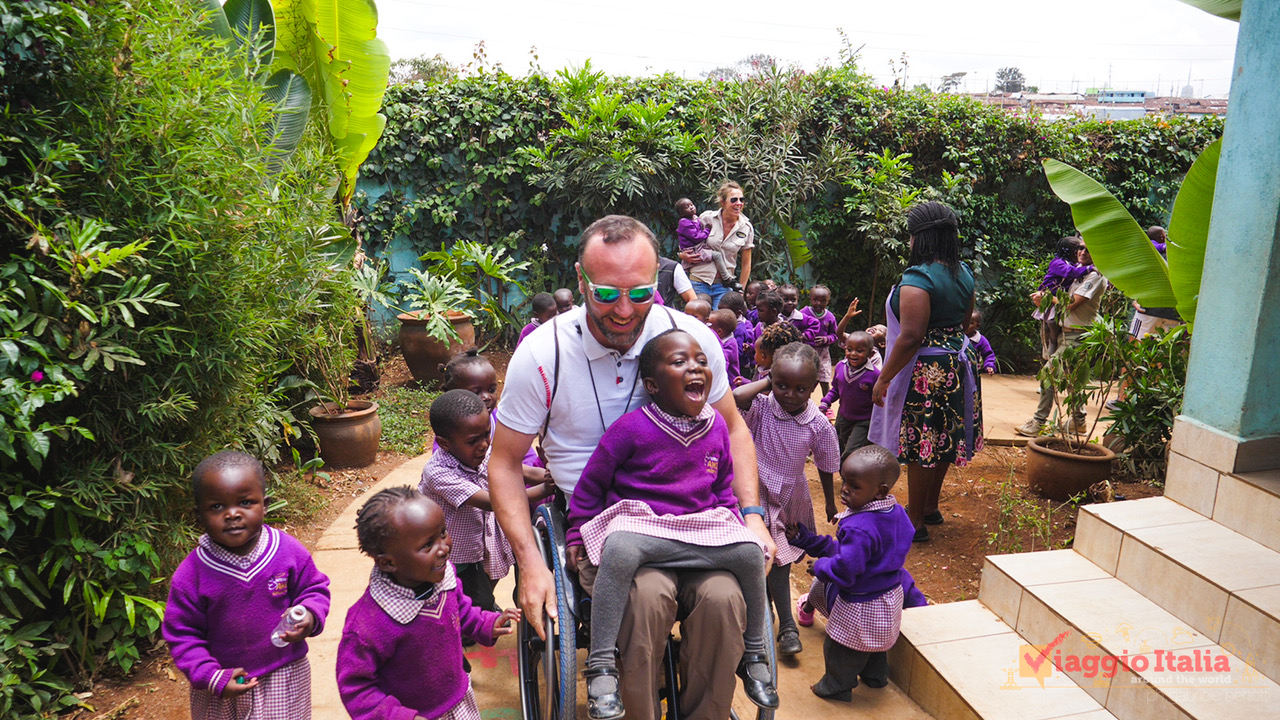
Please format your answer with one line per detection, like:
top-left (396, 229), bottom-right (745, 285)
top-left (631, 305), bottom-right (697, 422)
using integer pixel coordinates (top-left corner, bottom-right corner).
top-left (582, 531), bottom-right (768, 672)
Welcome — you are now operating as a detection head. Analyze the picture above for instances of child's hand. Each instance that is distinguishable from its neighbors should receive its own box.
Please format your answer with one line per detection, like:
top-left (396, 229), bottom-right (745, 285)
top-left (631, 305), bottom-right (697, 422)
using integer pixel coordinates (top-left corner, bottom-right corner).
top-left (783, 523), bottom-right (800, 541)
top-left (842, 298), bottom-right (861, 320)
top-left (565, 545), bottom-right (585, 574)
top-left (986, 367), bottom-right (995, 375)
top-left (278, 608), bottom-right (315, 644)
top-left (493, 608), bottom-right (522, 636)
top-left (222, 668), bottom-right (258, 698)
top-left (825, 500), bottom-right (839, 524)
top-left (1030, 290), bottom-right (1044, 307)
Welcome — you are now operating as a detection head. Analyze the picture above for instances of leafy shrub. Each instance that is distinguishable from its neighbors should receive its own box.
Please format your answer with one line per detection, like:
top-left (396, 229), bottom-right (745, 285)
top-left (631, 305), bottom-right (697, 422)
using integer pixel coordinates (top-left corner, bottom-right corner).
top-left (1103, 325), bottom-right (1191, 481)
top-left (0, 0), bottom-right (360, 713)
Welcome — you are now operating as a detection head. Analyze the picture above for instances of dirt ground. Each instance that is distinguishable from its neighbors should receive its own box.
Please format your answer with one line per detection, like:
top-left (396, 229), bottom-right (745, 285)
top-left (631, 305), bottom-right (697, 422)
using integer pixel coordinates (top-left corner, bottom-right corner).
top-left (76, 348), bottom-right (1162, 719)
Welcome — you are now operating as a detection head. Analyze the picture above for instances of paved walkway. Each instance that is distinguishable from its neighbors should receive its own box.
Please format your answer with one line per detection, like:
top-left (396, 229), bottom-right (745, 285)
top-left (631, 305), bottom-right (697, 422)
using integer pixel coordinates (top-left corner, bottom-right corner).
top-left (308, 374), bottom-right (1082, 719)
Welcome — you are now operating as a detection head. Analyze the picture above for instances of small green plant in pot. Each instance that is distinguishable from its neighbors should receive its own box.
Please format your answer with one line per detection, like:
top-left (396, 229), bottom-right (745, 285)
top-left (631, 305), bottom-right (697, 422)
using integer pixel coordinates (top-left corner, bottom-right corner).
top-left (397, 269), bottom-right (475, 384)
top-left (1025, 315), bottom-right (1123, 501)
top-left (420, 239), bottom-right (529, 346)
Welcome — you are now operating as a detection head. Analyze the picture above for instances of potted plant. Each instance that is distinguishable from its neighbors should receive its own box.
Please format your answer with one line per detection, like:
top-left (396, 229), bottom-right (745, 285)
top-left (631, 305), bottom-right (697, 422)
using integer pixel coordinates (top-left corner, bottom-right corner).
top-left (1024, 315), bottom-right (1123, 501)
top-left (308, 322), bottom-right (382, 469)
top-left (397, 268), bottom-right (475, 384)
top-left (419, 239), bottom-right (529, 346)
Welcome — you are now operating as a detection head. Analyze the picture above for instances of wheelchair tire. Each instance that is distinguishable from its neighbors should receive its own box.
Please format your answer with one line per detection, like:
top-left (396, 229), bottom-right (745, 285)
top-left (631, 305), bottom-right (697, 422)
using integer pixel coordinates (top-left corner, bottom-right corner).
top-left (517, 505), bottom-right (578, 720)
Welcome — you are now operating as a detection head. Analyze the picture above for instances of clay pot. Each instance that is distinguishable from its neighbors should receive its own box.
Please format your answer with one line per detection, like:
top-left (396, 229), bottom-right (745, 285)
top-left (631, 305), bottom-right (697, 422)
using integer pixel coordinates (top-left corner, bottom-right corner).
top-left (398, 310), bottom-right (475, 384)
top-left (309, 400), bottom-right (381, 469)
top-left (1025, 436), bottom-right (1116, 501)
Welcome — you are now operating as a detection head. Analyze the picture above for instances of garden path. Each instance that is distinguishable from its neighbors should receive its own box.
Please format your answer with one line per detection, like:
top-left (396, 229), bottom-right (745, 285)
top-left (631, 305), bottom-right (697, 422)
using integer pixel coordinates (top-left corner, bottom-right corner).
top-left (307, 374), bottom-right (1067, 720)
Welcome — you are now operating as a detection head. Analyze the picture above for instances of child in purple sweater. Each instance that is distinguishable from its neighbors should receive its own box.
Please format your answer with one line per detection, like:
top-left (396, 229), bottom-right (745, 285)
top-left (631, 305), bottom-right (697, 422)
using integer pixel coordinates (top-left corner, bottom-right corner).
top-left (965, 308), bottom-right (997, 374)
top-left (719, 291), bottom-right (756, 380)
top-left (787, 445), bottom-right (916, 701)
top-left (517, 292), bottom-right (557, 348)
top-left (819, 331), bottom-right (881, 459)
top-left (337, 487), bottom-right (520, 720)
top-left (566, 329), bottom-right (777, 719)
top-left (164, 451), bottom-right (331, 720)
top-left (675, 198), bottom-right (741, 291)
top-left (709, 309), bottom-right (745, 385)
top-left (1032, 236), bottom-right (1092, 352)
top-left (801, 284), bottom-right (841, 396)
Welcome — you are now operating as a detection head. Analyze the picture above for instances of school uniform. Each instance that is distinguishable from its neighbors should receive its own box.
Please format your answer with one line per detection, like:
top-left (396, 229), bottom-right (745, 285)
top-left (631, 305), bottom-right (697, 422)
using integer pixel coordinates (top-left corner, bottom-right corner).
top-left (800, 306), bottom-right (840, 383)
top-left (819, 360), bottom-right (881, 457)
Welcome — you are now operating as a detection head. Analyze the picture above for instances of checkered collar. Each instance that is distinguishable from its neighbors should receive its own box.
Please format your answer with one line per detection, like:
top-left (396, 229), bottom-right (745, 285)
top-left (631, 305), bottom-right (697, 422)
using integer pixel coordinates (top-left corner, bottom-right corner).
top-left (368, 562), bottom-right (458, 625)
top-left (645, 402), bottom-right (715, 433)
top-left (432, 443), bottom-right (489, 482)
top-left (198, 525), bottom-right (274, 569)
top-left (834, 494), bottom-right (899, 519)
top-left (767, 392), bottom-right (821, 425)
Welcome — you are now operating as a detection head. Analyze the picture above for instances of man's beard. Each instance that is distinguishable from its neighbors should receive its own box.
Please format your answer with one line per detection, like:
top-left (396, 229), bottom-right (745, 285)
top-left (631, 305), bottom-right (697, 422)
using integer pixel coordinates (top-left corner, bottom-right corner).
top-left (586, 304), bottom-right (648, 350)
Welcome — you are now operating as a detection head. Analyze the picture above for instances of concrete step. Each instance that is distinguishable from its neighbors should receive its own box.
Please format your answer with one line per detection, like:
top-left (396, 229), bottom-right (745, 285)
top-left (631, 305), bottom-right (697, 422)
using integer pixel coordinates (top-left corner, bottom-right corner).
top-left (1074, 497), bottom-right (1280, 685)
top-left (889, 600), bottom-right (1118, 720)
top-left (1165, 450), bottom-right (1280, 554)
top-left (980, 549), bottom-right (1279, 719)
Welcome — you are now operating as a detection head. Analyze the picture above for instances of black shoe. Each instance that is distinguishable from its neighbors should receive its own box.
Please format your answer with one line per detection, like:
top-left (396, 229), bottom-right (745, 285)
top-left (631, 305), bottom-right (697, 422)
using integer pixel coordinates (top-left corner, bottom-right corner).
top-left (923, 510), bottom-right (944, 526)
top-left (777, 628), bottom-right (803, 656)
top-left (913, 526), bottom-right (930, 543)
top-left (810, 676), bottom-right (852, 702)
top-left (722, 278), bottom-right (743, 293)
top-left (584, 666), bottom-right (625, 720)
top-left (736, 654), bottom-right (780, 709)
top-left (860, 675), bottom-right (889, 689)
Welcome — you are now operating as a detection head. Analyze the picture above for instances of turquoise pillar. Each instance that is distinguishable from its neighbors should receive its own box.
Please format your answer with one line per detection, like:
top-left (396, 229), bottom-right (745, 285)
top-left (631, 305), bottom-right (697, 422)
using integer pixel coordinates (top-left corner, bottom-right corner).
top-left (1182, 0), bottom-right (1280, 441)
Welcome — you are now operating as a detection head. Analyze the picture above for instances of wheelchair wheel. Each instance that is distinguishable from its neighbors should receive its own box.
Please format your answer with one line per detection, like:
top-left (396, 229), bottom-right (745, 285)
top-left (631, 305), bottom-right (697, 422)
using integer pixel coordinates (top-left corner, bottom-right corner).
top-left (518, 505), bottom-right (578, 720)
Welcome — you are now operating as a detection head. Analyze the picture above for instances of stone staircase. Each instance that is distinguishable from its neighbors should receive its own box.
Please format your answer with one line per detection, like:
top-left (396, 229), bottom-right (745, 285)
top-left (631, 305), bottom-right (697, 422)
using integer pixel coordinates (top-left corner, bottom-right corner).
top-left (887, 423), bottom-right (1280, 720)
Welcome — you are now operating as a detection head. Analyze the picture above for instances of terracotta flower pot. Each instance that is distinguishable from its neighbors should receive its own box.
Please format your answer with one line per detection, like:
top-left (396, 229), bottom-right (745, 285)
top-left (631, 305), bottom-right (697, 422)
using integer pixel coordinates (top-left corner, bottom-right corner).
top-left (309, 400), bottom-right (381, 469)
top-left (398, 310), bottom-right (475, 384)
top-left (1025, 436), bottom-right (1116, 501)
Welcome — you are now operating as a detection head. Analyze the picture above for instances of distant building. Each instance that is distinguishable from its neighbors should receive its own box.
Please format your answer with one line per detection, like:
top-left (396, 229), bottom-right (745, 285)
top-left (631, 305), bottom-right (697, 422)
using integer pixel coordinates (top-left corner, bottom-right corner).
top-left (969, 90), bottom-right (1226, 121)
top-left (1097, 89), bottom-right (1154, 104)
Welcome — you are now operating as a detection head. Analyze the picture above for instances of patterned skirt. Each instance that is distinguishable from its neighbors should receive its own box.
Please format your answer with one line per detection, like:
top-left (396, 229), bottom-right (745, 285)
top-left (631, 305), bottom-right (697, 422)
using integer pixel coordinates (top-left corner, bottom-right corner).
top-left (807, 580), bottom-right (903, 652)
top-left (190, 657), bottom-right (310, 720)
top-left (579, 500), bottom-right (765, 567)
top-left (898, 327), bottom-right (984, 468)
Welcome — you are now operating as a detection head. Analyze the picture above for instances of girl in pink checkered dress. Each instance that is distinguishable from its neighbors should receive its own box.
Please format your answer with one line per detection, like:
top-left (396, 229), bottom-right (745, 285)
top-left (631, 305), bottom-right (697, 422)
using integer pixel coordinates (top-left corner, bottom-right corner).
top-left (565, 329), bottom-right (777, 720)
top-left (786, 445), bottom-right (916, 701)
top-left (733, 341), bottom-right (842, 658)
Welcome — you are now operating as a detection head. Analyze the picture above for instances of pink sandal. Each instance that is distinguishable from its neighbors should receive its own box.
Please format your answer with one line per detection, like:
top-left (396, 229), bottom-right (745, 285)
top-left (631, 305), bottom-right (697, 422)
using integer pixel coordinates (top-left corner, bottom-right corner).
top-left (796, 593), bottom-right (815, 627)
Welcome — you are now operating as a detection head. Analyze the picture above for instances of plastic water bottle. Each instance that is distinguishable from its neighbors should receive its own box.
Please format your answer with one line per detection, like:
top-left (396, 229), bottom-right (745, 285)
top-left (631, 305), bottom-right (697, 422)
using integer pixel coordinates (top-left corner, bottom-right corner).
top-left (271, 606), bottom-right (308, 648)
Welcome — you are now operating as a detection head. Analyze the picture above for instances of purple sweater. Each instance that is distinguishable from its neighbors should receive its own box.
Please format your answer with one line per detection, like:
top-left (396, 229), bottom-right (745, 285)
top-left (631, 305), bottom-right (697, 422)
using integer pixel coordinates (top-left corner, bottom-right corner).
top-left (792, 499), bottom-right (914, 602)
top-left (719, 332), bottom-right (741, 383)
top-left (337, 567), bottom-right (499, 720)
top-left (163, 526), bottom-right (331, 697)
top-left (969, 332), bottom-right (996, 372)
top-left (567, 405), bottom-right (736, 548)
top-left (735, 318), bottom-right (756, 375)
top-left (676, 217), bottom-right (712, 251)
top-left (1038, 257), bottom-right (1095, 292)
top-left (786, 309), bottom-right (815, 336)
top-left (517, 319), bottom-right (541, 347)
top-left (746, 307), bottom-right (759, 325)
top-left (819, 361), bottom-right (880, 422)
top-left (800, 306), bottom-right (839, 346)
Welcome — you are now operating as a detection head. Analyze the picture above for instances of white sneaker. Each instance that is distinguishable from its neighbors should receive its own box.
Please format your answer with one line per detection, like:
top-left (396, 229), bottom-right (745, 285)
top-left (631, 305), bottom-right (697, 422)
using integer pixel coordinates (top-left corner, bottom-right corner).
top-left (1015, 419), bottom-right (1043, 437)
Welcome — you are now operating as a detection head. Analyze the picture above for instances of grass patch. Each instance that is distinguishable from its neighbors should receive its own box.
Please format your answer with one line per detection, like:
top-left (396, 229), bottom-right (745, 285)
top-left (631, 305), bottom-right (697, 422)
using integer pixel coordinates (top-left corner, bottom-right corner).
top-left (267, 468), bottom-right (327, 525)
top-left (376, 384), bottom-right (440, 455)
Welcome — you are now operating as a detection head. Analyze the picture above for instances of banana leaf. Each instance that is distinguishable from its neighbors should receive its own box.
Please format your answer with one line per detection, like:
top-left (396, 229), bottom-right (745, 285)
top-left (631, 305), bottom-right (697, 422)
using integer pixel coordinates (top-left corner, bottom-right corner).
top-left (264, 69), bottom-right (313, 174)
top-left (1042, 159), bottom-right (1177, 308)
top-left (778, 220), bottom-right (812, 269)
top-left (193, 0), bottom-right (232, 40)
top-left (224, 0), bottom-right (275, 68)
top-left (1177, 0), bottom-right (1241, 21)
top-left (1166, 139), bottom-right (1222, 333)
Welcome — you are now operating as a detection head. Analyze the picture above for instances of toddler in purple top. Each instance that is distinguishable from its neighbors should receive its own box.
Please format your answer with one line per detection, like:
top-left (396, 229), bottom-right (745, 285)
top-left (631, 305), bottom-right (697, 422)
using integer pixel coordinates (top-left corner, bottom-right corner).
top-left (965, 308), bottom-right (997, 374)
top-left (566, 329), bottom-right (777, 719)
top-left (787, 446), bottom-right (917, 701)
top-left (337, 487), bottom-right (520, 720)
top-left (676, 198), bottom-right (741, 291)
top-left (800, 284), bottom-right (840, 395)
top-left (163, 451), bottom-right (331, 720)
top-left (709, 309), bottom-right (744, 385)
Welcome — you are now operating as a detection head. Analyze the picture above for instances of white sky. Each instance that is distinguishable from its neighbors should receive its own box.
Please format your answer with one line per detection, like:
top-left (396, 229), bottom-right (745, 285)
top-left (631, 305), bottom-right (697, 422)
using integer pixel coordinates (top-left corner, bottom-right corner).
top-left (374, 0), bottom-right (1241, 97)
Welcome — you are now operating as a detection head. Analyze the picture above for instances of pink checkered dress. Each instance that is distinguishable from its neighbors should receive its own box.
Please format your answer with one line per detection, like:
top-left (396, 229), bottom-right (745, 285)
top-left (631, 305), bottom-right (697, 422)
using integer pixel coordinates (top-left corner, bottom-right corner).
top-left (578, 499), bottom-right (765, 566)
top-left (190, 656), bottom-right (311, 720)
top-left (742, 394), bottom-right (841, 565)
top-left (432, 683), bottom-right (481, 720)
top-left (420, 450), bottom-right (514, 580)
top-left (807, 578), bottom-right (903, 652)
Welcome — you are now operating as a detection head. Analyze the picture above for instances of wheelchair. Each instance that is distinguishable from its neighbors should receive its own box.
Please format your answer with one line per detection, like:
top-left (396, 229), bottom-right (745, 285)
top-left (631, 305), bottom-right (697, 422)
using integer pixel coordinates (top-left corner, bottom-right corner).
top-left (517, 503), bottom-right (777, 720)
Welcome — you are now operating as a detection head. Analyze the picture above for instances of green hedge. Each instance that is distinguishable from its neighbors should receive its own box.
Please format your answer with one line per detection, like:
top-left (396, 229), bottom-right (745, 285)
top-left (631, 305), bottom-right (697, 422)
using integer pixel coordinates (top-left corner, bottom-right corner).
top-left (0, 1), bottom-right (358, 714)
top-left (356, 65), bottom-right (1221, 368)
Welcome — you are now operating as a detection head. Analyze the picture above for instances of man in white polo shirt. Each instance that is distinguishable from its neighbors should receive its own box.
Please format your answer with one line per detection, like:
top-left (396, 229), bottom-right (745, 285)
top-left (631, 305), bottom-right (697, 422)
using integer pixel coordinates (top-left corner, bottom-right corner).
top-left (489, 215), bottom-right (774, 720)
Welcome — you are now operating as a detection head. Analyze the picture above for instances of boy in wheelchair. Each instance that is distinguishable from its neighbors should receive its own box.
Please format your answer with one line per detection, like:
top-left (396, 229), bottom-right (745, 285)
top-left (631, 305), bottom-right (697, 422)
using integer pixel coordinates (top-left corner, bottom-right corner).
top-left (564, 329), bottom-right (778, 720)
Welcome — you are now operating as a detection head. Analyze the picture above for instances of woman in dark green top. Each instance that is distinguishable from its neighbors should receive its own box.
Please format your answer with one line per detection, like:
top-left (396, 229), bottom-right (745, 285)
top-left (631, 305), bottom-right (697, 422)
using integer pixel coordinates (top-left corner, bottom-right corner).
top-left (870, 202), bottom-right (984, 542)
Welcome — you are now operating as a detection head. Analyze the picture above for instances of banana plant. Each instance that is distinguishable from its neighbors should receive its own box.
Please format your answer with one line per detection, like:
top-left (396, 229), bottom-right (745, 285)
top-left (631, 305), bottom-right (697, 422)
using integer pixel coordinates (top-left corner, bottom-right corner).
top-left (1176, 0), bottom-right (1240, 20)
top-left (1041, 138), bottom-right (1222, 333)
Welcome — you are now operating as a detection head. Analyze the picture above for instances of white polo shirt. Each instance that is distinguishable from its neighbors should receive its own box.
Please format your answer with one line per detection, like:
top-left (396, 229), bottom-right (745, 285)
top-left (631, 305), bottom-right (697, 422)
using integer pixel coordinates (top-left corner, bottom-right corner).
top-left (496, 304), bottom-right (729, 495)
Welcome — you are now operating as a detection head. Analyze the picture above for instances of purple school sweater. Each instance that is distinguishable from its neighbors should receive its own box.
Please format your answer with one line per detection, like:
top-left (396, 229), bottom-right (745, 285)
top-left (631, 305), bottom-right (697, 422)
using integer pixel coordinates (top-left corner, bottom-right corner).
top-left (746, 307), bottom-right (759, 325)
top-left (800, 306), bottom-right (839, 347)
top-left (1038, 257), bottom-right (1095, 292)
top-left (566, 405), bottom-right (737, 548)
top-left (792, 498), bottom-right (914, 602)
top-left (719, 332), bottom-right (741, 383)
top-left (337, 566), bottom-right (499, 720)
top-left (735, 318), bottom-right (756, 376)
top-left (517, 319), bottom-right (541, 347)
top-left (163, 526), bottom-right (331, 697)
top-left (969, 332), bottom-right (996, 372)
top-left (677, 217), bottom-right (712, 251)
top-left (819, 361), bottom-right (880, 422)
top-left (786, 309), bottom-right (815, 336)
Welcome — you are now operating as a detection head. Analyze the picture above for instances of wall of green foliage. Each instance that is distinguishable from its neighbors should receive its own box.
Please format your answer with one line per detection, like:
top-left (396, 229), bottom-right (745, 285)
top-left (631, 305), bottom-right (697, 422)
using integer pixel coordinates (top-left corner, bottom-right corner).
top-left (0, 0), bottom-right (359, 714)
top-left (356, 64), bottom-right (1221, 369)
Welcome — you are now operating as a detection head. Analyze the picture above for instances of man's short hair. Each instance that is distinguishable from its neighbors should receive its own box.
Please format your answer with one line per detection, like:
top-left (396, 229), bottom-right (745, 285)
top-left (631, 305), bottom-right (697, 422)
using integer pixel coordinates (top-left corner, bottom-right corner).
top-left (577, 215), bottom-right (660, 264)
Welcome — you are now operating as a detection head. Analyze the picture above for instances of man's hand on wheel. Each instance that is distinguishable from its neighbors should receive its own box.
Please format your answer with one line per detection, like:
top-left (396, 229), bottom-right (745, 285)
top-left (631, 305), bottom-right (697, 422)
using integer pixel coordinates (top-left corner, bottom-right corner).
top-left (519, 562), bottom-right (558, 641)
top-left (743, 513), bottom-right (777, 566)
